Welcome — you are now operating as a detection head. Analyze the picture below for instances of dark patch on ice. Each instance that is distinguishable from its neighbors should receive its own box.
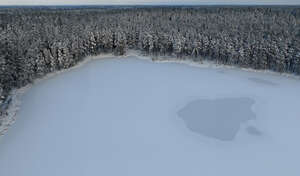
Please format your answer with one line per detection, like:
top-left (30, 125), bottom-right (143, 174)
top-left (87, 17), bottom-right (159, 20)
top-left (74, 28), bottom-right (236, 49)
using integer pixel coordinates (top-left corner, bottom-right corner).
top-left (178, 98), bottom-right (256, 141)
top-left (217, 70), bottom-right (226, 74)
top-left (246, 126), bottom-right (262, 136)
top-left (248, 77), bottom-right (277, 86)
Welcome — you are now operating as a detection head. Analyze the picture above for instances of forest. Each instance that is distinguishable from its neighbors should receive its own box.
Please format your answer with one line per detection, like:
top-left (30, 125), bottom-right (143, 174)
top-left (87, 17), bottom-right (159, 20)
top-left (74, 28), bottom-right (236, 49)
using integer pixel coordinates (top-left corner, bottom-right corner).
top-left (1, 6), bottom-right (300, 119)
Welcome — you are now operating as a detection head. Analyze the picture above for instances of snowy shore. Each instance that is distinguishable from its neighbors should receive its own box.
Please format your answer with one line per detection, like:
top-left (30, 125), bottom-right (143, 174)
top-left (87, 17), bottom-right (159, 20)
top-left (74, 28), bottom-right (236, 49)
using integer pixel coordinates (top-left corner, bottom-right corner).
top-left (0, 51), bottom-right (299, 136)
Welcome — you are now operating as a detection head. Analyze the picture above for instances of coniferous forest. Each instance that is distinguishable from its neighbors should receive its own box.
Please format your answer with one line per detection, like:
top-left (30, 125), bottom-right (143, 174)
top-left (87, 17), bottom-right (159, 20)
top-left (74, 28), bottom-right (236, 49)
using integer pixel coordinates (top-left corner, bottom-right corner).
top-left (1, 6), bottom-right (300, 119)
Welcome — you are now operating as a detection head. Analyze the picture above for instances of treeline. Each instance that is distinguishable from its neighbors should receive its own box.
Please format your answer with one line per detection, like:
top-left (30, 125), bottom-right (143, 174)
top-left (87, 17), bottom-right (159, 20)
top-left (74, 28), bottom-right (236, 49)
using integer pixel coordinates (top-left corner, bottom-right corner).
top-left (1, 6), bottom-right (300, 113)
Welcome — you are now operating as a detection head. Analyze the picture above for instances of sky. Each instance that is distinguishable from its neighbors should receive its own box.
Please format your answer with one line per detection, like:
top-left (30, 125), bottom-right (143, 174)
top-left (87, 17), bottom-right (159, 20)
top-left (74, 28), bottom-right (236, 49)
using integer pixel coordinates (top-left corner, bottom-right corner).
top-left (0, 0), bottom-right (299, 5)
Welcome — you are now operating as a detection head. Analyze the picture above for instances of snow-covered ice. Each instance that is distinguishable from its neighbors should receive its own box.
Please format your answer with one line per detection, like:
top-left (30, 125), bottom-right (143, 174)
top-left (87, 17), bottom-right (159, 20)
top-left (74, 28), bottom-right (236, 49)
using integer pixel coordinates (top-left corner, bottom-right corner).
top-left (1, 56), bottom-right (300, 176)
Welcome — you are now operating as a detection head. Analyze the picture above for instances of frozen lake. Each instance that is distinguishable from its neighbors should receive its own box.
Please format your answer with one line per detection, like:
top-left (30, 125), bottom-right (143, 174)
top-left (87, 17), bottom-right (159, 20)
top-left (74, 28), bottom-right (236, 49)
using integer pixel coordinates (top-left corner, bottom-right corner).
top-left (1, 56), bottom-right (300, 176)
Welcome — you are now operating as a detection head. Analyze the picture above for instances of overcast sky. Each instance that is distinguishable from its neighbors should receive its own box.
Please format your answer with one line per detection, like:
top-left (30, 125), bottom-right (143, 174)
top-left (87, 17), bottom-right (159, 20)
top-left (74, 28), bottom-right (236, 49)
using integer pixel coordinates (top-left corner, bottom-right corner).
top-left (1, 0), bottom-right (299, 5)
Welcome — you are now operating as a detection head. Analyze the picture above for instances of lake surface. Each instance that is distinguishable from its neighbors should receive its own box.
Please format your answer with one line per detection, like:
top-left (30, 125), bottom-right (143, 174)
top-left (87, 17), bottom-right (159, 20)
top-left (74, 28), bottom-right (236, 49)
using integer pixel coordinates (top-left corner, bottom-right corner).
top-left (1, 56), bottom-right (300, 176)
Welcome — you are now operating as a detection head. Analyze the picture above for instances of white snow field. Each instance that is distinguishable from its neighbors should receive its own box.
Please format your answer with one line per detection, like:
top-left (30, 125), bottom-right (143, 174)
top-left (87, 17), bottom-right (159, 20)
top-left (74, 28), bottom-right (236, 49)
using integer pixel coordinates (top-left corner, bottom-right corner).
top-left (1, 56), bottom-right (300, 176)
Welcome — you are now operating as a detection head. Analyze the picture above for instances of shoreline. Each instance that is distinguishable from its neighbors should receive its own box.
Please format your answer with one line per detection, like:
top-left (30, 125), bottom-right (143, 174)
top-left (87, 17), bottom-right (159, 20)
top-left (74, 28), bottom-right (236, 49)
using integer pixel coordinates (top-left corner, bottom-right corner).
top-left (1, 51), bottom-right (299, 136)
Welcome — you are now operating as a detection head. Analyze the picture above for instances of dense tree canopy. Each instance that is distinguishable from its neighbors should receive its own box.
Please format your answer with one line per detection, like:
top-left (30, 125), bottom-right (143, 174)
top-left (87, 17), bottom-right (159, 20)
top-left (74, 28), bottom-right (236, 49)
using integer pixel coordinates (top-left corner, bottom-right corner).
top-left (1, 6), bottom-right (300, 115)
